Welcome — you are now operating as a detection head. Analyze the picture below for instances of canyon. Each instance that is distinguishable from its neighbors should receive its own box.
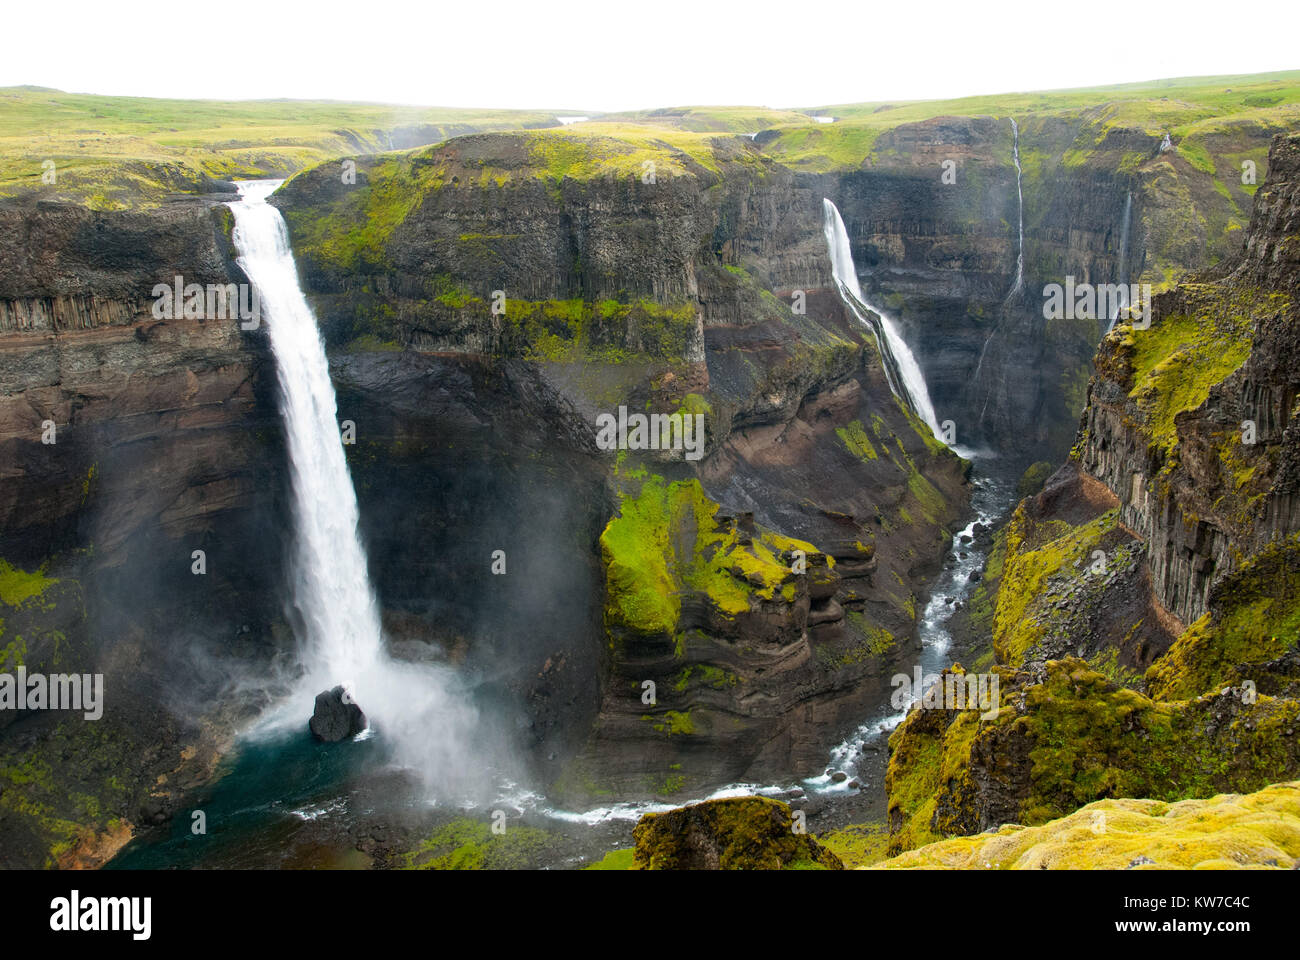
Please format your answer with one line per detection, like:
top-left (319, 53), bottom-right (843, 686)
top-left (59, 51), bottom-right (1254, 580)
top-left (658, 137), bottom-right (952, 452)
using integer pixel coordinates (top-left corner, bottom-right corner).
top-left (0, 74), bottom-right (1298, 870)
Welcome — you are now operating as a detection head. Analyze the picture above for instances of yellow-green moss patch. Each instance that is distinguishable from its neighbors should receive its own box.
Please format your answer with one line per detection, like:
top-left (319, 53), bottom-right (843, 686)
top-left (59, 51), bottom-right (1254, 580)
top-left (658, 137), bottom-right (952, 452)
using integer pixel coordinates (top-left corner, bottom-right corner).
top-left (402, 818), bottom-right (556, 870)
top-left (599, 474), bottom-right (818, 639)
top-left (877, 781), bottom-right (1300, 869)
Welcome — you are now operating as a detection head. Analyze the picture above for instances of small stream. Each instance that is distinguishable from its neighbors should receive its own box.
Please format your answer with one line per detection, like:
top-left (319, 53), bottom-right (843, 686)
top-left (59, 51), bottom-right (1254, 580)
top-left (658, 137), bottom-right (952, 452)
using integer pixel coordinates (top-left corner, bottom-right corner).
top-left (807, 464), bottom-right (1014, 795)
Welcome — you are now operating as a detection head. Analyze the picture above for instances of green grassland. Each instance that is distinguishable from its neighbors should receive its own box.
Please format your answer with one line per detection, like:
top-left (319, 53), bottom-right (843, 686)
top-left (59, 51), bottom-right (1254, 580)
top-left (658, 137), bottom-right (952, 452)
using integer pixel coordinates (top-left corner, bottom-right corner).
top-left (612, 71), bottom-right (1295, 173)
top-left (596, 104), bottom-right (819, 133)
top-left (807, 71), bottom-right (1300, 126)
top-left (0, 86), bottom-right (573, 208)
top-left (6, 71), bottom-right (1299, 209)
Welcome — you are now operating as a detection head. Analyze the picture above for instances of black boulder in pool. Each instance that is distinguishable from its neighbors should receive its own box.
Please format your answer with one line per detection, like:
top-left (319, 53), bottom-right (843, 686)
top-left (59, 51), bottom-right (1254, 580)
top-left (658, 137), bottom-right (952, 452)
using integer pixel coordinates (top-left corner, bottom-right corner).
top-left (309, 685), bottom-right (368, 742)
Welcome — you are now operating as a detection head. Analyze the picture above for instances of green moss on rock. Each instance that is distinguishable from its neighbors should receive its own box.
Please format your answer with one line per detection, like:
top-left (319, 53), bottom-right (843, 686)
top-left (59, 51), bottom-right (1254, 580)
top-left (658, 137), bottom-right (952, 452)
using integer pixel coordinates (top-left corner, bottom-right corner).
top-left (1111, 285), bottom-right (1283, 459)
top-left (819, 822), bottom-right (891, 868)
top-left (877, 780), bottom-right (1300, 869)
top-left (501, 297), bottom-right (698, 363)
top-left (1016, 461), bottom-right (1055, 499)
top-left (885, 659), bottom-right (1300, 856)
top-left (583, 847), bottom-right (636, 870)
top-left (599, 473), bottom-right (818, 640)
top-left (402, 817), bottom-right (557, 870)
top-left (632, 796), bottom-right (843, 870)
top-left (0, 559), bottom-right (58, 609)
top-left (836, 420), bottom-right (878, 461)
top-left (0, 720), bottom-right (137, 869)
top-left (992, 505), bottom-right (1118, 665)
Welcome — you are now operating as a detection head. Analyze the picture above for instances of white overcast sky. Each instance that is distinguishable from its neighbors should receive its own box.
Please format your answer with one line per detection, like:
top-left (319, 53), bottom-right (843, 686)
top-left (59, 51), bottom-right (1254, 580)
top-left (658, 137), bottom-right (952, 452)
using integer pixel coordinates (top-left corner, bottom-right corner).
top-left (5, 0), bottom-right (1297, 112)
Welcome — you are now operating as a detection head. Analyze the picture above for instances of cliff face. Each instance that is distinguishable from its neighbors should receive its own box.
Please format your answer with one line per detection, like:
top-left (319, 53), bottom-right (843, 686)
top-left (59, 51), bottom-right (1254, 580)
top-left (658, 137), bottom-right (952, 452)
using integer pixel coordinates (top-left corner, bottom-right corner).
top-left (0, 197), bottom-right (291, 867)
top-left (1078, 132), bottom-right (1300, 627)
top-left (821, 110), bottom-right (1277, 459)
top-left (277, 132), bottom-right (971, 802)
top-left (277, 108), bottom-right (1280, 466)
top-left (881, 133), bottom-right (1300, 855)
top-left (329, 349), bottom-right (613, 771)
top-left (0, 200), bottom-right (265, 559)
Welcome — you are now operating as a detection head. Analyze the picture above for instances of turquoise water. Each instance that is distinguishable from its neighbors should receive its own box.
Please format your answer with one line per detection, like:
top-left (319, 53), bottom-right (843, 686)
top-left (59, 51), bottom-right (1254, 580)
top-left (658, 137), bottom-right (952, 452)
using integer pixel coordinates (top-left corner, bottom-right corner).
top-left (108, 730), bottom-right (386, 870)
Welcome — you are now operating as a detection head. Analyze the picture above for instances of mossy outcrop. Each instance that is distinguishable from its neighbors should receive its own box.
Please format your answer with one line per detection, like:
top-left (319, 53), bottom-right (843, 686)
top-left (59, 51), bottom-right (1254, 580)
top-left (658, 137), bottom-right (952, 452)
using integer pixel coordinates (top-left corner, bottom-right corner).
top-left (555, 461), bottom-right (906, 802)
top-left (402, 817), bottom-right (559, 871)
top-left (885, 659), bottom-right (1300, 856)
top-left (559, 352), bottom-right (968, 802)
top-left (583, 847), bottom-right (636, 870)
top-left (989, 464), bottom-right (1176, 673)
top-left (1015, 461), bottom-right (1054, 499)
top-left (632, 796), bottom-right (843, 870)
top-left (1077, 133), bottom-right (1300, 629)
top-left (817, 822), bottom-right (891, 868)
top-left (877, 780), bottom-right (1300, 869)
top-left (601, 470), bottom-right (820, 645)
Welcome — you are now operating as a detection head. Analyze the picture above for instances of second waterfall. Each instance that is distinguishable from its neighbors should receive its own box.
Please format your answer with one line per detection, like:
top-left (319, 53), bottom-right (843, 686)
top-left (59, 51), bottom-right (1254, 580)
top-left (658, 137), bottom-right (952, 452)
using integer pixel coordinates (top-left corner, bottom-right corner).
top-left (822, 198), bottom-right (942, 436)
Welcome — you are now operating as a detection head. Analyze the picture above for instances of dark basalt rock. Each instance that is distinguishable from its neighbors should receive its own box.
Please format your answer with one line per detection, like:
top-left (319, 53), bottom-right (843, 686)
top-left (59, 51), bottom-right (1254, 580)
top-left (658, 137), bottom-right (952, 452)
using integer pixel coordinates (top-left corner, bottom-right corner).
top-left (1077, 133), bottom-right (1300, 627)
top-left (0, 196), bottom-right (289, 868)
top-left (309, 685), bottom-right (368, 742)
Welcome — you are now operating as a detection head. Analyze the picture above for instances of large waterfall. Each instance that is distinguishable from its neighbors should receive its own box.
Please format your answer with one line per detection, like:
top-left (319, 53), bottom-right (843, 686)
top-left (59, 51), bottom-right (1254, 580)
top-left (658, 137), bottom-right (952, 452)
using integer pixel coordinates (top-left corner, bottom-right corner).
top-left (229, 180), bottom-right (383, 691)
top-left (1008, 118), bottom-right (1024, 297)
top-left (229, 180), bottom-right (481, 794)
top-left (822, 198), bottom-right (941, 435)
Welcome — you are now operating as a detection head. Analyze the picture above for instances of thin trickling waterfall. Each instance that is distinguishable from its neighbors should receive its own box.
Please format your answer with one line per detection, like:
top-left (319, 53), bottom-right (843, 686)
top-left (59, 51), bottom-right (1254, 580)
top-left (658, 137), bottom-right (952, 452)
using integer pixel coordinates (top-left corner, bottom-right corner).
top-left (1106, 191), bottom-right (1133, 334)
top-left (973, 118), bottom-right (1026, 428)
top-left (229, 180), bottom-right (481, 794)
top-left (1008, 118), bottom-right (1024, 298)
top-left (971, 328), bottom-right (996, 395)
top-left (822, 199), bottom-right (941, 435)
